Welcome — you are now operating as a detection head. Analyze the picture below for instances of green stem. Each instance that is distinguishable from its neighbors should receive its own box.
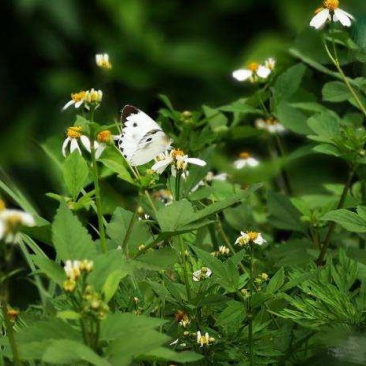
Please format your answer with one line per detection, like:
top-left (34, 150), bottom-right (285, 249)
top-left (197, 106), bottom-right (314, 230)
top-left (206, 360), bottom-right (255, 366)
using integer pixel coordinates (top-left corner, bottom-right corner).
top-left (273, 134), bottom-right (292, 196)
top-left (175, 172), bottom-right (182, 201)
top-left (178, 236), bottom-right (192, 302)
top-left (1, 298), bottom-right (22, 366)
top-left (90, 134), bottom-right (107, 254)
top-left (248, 244), bottom-right (254, 366)
top-left (316, 167), bottom-right (355, 266)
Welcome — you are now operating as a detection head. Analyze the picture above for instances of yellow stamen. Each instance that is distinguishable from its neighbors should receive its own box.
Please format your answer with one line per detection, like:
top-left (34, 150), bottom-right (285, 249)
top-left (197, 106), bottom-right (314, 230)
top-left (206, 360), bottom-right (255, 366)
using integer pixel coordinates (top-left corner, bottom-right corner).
top-left (0, 199), bottom-right (5, 211)
top-left (71, 91), bottom-right (86, 103)
top-left (97, 130), bottom-right (111, 143)
top-left (265, 117), bottom-right (278, 125)
top-left (7, 309), bottom-right (19, 321)
top-left (323, 0), bottom-right (339, 10)
top-left (171, 149), bottom-right (185, 159)
top-left (67, 126), bottom-right (83, 139)
top-left (239, 152), bottom-right (250, 159)
top-left (248, 62), bottom-right (259, 72)
top-left (247, 231), bottom-right (259, 241)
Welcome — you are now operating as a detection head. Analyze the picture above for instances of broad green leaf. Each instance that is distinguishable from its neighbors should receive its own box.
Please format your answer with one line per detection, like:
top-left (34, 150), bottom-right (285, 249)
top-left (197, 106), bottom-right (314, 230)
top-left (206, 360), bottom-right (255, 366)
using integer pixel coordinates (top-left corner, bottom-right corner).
top-left (203, 105), bottom-right (228, 132)
top-left (267, 191), bottom-right (305, 232)
top-left (313, 144), bottom-right (341, 157)
top-left (52, 201), bottom-right (97, 260)
top-left (307, 112), bottom-right (340, 143)
top-left (42, 340), bottom-right (110, 366)
top-left (266, 267), bottom-right (285, 293)
top-left (322, 209), bottom-right (366, 233)
top-left (62, 151), bottom-right (89, 201)
top-left (273, 64), bottom-right (306, 106)
top-left (142, 348), bottom-right (203, 363)
top-left (275, 103), bottom-right (311, 135)
top-left (31, 254), bottom-right (65, 285)
top-left (102, 269), bottom-right (129, 303)
top-left (322, 81), bottom-right (351, 102)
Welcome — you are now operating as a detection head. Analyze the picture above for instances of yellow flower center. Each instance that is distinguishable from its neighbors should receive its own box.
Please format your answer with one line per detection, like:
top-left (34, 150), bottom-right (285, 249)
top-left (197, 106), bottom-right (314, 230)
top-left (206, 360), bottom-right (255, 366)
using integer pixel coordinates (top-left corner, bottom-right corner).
top-left (97, 130), bottom-right (111, 143)
top-left (248, 62), bottom-right (259, 72)
top-left (0, 199), bottom-right (5, 211)
top-left (8, 309), bottom-right (19, 321)
top-left (67, 126), bottom-right (83, 139)
top-left (71, 91), bottom-right (86, 102)
top-left (239, 152), bottom-right (250, 159)
top-left (323, 0), bottom-right (339, 10)
top-left (6, 214), bottom-right (23, 230)
top-left (171, 149), bottom-right (185, 159)
top-left (265, 117), bottom-right (278, 125)
top-left (247, 231), bottom-right (259, 241)
top-left (85, 89), bottom-right (103, 103)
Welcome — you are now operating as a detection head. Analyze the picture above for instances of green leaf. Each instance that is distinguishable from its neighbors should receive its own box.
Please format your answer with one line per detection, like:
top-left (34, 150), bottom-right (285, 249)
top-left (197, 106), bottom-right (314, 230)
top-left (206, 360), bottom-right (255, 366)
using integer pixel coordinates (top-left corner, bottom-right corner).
top-left (322, 81), bottom-right (352, 102)
top-left (42, 340), bottom-right (110, 366)
top-left (52, 201), bottom-right (97, 260)
top-left (266, 267), bottom-right (285, 293)
top-left (142, 348), bottom-right (203, 363)
top-left (313, 144), bottom-right (341, 157)
top-left (102, 269), bottom-right (129, 303)
top-left (273, 64), bottom-right (306, 106)
top-left (203, 105), bottom-right (228, 132)
top-left (322, 209), bottom-right (366, 233)
top-left (267, 191), bottom-right (305, 232)
top-left (275, 103), bottom-right (311, 135)
top-left (62, 151), bottom-right (89, 201)
top-left (307, 112), bottom-right (340, 143)
top-left (31, 254), bottom-right (65, 285)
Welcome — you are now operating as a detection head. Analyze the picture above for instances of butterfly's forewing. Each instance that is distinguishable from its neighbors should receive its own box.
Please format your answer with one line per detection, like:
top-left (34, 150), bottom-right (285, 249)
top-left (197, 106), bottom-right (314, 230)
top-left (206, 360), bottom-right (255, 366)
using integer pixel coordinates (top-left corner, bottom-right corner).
top-left (118, 105), bottom-right (171, 166)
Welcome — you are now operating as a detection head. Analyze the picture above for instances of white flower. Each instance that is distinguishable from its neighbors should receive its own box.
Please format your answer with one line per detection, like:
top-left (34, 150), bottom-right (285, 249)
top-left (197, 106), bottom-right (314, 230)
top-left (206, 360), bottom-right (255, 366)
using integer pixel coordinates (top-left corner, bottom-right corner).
top-left (232, 61), bottom-right (272, 83)
top-left (63, 89), bottom-right (103, 111)
top-left (234, 152), bottom-right (259, 169)
top-left (64, 260), bottom-right (81, 280)
top-left (95, 130), bottom-right (114, 159)
top-left (197, 331), bottom-right (214, 347)
top-left (0, 209), bottom-right (36, 243)
top-left (265, 58), bottom-right (276, 70)
top-left (192, 171), bottom-right (228, 192)
top-left (310, 0), bottom-right (354, 29)
top-left (255, 117), bottom-right (286, 134)
top-left (193, 267), bottom-right (212, 282)
top-left (235, 231), bottom-right (266, 247)
top-left (62, 126), bottom-right (98, 157)
top-left (151, 149), bottom-right (206, 178)
top-left (96, 53), bottom-right (112, 69)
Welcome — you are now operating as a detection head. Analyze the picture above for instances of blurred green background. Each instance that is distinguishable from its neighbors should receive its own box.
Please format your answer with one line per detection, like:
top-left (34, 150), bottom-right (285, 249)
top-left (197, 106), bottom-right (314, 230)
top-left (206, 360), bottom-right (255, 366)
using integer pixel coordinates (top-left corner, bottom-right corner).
top-left (1, 0), bottom-right (366, 216)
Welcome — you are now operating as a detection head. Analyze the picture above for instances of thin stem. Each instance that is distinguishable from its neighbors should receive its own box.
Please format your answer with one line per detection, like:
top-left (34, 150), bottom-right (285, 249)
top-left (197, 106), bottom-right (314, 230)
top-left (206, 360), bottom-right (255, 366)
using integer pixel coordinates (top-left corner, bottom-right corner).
top-left (1, 298), bottom-right (22, 366)
top-left (175, 172), bottom-right (182, 201)
top-left (273, 134), bottom-right (292, 196)
top-left (316, 167), bottom-right (355, 266)
top-left (90, 136), bottom-right (107, 254)
top-left (122, 209), bottom-right (138, 258)
top-left (248, 244), bottom-right (254, 366)
top-left (178, 236), bottom-right (192, 302)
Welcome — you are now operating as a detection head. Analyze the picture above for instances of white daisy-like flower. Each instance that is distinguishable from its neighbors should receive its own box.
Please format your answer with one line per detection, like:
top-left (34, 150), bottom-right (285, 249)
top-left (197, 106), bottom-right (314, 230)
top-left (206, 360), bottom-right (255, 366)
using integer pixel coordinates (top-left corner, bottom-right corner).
top-left (265, 57), bottom-right (276, 71)
top-left (192, 171), bottom-right (228, 192)
top-left (151, 149), bottom-right (206, 178)
top-left (235, 231), bottom-right (266, 247)
top-left (310, 0), bottom-right (354, 29)
top-left (62, 126), bottom-right (96, 157)
top-left (233, 152), bottom-right (260, 169)
top-left (96, 53), bottom-right (112, 69)
top-left (95, 130), bottom-right (114, 159)
top-left (255, 117), bottom-right (286, 134)
top-left (193, 267), bottom-right (212, 282)
top-left (63, 89), bottom-right (103, 111)
top-left (64, 260), bottom-right (81, 280)
top-left (0, 208), bottom-right (36, 244)
top-left (197, 331), bottom-right (215, 347)
top-left (232, 61), bottom-right (272, 83)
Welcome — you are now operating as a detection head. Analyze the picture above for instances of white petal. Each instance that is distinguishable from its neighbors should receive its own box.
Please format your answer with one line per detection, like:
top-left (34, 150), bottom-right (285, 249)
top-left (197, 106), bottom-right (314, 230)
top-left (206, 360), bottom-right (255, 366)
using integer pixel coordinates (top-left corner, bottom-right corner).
top-left (234, 159), bottom-right (246, 169)
top-left (75, 100), bottom-right (84, 109)
top-left (185, 158), bottom-right (206, 167)
top-left (62, 138), bottom-right (70, 157)
top-left (212, 173), bottom-right (227, 181)
top-left (334, 9), bottom-right (353, 27)
top-left (19, 212), bottom-right (36, 227)
top-left (254, 234), bottom-right (266, 245)
top-left (232, 69), bottom-right (252, 82)
top-left (151, 159), bottom-right (172, 174)
top-left (257, 66), bottom-right (271, 79)
top-left (62, 100), bottom-right (75, 111)
top-left (0, 220), bottom-right (4, 240)
top-left (247, 158), bottom-right (259, 167)
top-left (80, 136), bottom-right (91, 152)
top-left (310, 9), bottom-right (330, 29)
top-left (95, 144), bottom-right (106, 159)
top-left (70, 139), bottom-right (81, 155)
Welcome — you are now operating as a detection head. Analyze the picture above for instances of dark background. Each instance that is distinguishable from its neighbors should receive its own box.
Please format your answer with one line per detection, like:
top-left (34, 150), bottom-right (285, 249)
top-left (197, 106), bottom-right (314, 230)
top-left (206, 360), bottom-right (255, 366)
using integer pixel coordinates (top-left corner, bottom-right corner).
top-left (0, 0), bottom-right (365, 215)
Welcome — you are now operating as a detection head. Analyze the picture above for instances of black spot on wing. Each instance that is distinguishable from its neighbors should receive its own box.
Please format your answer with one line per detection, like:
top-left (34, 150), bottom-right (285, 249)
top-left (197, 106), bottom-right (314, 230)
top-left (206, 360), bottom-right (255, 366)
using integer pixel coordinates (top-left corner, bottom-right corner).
top-left (120, 105), bottom-right (139, 123)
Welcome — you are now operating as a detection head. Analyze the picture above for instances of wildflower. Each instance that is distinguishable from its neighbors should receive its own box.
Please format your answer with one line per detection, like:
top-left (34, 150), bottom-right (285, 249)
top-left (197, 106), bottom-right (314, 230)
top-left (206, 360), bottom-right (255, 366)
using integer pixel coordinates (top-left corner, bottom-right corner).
top-left (310, 0), bottom-right (354, 29)
top-left (175, 310), bottom-right (190, 328)
top-left (193, 267), bottom-right (212, 282)
top-left (197, 331), bottom-right (215, 347)
top-left (0, 208), bottom-right (35, 243)
top-left (79, 259), bottom-right (94, 273)
top-left (96, 53), bottom-right (112, 69)
top-left (63, 89), bottom-right (103, 111)
top-left (151, 149), bottom-right (206, 178)
top-left (211, 245), bottom-right (230, 257)
top-left (62, 126), bottom-right (94, 157)
top-left (94, 129), bottom-right (113, 159)
top-left (255, 117), bottom-right (285, 134)
top-left (138, 244), bottom-right (146, 251)
top-left (152, 189), bottom-right (174, 205)
top-left (232, 60), bottom-right (274, 83)
top-left (64, 260), bottom-right (81, 280)
top-left (180, 111), bottom-right (193, 124)
top-left (234, 152), bottom-right (259, 169)
top-left (235, 231), bottom-right (266, 247)
top-left (241, 288), bottom-right (251, 299)
top-left (7, 308), bottom-right (19, 322)
top-left (63, 279), bottom-right (77, 292)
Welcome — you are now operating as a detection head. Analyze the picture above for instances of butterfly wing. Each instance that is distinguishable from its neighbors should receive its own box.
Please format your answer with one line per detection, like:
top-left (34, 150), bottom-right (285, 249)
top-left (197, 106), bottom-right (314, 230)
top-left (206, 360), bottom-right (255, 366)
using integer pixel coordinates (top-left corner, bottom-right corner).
top-left (118, 105), bottom-right (171, 166)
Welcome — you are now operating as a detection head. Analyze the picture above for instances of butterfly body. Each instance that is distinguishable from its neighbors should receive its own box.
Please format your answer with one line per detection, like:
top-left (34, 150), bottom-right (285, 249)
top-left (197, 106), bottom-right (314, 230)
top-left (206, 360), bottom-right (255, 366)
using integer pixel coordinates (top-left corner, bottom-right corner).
top-left (118, 105), bottom-right (171, 166)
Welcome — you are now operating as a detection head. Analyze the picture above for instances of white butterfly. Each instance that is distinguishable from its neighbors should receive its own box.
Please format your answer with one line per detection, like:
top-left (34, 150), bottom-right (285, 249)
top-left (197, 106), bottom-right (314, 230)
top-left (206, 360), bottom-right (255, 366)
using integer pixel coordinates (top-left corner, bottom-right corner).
top-left (118, 105), bottom-right (172, 166)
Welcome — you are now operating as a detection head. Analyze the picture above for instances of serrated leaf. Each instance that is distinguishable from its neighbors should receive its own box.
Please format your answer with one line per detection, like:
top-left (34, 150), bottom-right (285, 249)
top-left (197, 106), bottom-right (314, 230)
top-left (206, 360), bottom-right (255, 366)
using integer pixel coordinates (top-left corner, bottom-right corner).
top-left (322, 209), bottom-right (366, 232)
top-left (322, 81), bottom-right (351, 102)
